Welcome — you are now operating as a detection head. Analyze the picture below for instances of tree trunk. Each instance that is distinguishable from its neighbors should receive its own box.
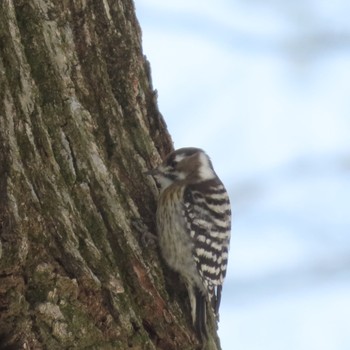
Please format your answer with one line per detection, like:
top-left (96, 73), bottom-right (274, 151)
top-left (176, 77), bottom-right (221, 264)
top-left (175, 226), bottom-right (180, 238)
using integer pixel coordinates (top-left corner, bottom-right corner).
top-left (0, 1), bottom-right (221, 349)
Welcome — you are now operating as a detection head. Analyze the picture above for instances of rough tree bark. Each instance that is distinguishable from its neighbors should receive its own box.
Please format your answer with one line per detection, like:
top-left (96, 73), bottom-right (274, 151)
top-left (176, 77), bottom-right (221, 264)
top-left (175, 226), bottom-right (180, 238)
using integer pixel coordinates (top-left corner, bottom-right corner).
top-left (0, 1), bottom-right (221, 349)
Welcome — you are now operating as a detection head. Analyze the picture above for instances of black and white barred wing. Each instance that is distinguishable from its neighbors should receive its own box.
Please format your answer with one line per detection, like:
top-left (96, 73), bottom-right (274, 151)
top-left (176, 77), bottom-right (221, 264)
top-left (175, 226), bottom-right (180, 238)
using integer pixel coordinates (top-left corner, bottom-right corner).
top-left (184, 179), bottom-right (231, 312)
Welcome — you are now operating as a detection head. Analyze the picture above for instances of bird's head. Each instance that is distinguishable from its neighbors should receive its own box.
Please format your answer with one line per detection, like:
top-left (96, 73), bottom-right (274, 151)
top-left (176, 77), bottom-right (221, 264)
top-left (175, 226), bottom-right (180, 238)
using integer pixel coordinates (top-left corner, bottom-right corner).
top-left (146, 147), bottom-right (216, 190)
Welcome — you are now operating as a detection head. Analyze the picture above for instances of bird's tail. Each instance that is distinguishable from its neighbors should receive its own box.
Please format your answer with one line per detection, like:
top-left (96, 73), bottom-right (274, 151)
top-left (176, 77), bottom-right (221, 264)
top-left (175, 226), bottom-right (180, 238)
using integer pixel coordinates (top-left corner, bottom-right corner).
top-left (194, 287), bottom-right (208, 340)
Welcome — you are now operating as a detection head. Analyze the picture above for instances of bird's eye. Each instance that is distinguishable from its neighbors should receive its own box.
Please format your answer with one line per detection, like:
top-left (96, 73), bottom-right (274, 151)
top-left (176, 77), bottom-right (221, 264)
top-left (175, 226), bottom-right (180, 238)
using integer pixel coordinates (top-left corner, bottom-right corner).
top-left (169, 160), bottom-right (177, 168)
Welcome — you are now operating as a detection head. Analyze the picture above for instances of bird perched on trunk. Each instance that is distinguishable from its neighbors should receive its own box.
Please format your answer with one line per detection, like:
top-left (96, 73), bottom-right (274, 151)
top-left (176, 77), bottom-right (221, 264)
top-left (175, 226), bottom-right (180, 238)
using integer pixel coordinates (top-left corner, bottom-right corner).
top-left (146, 147), bottom-right (231, 342)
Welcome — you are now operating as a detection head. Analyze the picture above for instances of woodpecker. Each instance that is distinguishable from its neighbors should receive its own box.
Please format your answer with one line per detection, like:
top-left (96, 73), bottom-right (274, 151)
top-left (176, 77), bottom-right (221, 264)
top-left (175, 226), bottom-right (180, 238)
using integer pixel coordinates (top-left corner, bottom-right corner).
top-left (146, 147), bottom-right (231, 339)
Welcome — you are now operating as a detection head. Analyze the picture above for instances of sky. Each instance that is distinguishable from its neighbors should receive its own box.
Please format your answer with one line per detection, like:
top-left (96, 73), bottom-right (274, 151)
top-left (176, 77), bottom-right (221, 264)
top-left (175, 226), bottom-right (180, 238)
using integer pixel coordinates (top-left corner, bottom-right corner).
top-left (134, 1), bottom-right (350, 349)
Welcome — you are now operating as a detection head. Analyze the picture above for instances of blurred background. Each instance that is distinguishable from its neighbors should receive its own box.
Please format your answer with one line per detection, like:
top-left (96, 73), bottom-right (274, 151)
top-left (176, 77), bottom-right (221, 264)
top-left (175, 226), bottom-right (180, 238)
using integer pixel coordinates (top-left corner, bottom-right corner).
top-left (135, 1), bottom-right (350, 349)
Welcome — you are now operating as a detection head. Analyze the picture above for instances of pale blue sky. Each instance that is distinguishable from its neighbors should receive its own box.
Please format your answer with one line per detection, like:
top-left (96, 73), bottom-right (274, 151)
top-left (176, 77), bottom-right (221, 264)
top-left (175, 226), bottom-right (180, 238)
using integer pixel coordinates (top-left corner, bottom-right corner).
top-left (135, 1), bottom-right (350, 349)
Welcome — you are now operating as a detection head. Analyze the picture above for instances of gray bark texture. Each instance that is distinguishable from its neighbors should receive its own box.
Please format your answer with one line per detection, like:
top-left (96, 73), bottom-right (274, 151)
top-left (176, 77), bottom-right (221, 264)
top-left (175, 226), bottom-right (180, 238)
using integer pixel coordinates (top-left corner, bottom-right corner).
top-left (0, 1), bottom-right (221, 349)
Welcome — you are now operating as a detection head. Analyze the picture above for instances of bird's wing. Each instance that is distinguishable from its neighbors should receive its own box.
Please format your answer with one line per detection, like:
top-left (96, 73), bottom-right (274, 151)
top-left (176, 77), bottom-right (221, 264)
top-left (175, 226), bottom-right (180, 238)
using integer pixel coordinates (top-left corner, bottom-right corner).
top-left (183, 180), bottom-right (231, 313)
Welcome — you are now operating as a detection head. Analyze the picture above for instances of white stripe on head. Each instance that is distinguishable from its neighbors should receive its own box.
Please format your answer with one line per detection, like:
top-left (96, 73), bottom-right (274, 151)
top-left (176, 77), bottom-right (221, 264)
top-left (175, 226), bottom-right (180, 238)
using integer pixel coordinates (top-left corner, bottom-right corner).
top-left (198, 151), bottom-right (215, 180)
top-left (174, 154), bottom-right (186, 163)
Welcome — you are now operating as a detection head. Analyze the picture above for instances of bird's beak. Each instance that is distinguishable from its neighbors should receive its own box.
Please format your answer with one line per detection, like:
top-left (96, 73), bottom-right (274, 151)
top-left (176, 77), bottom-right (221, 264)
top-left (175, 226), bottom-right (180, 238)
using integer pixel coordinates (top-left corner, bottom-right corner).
top-left (144, 168), bottom-right (159, 176)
